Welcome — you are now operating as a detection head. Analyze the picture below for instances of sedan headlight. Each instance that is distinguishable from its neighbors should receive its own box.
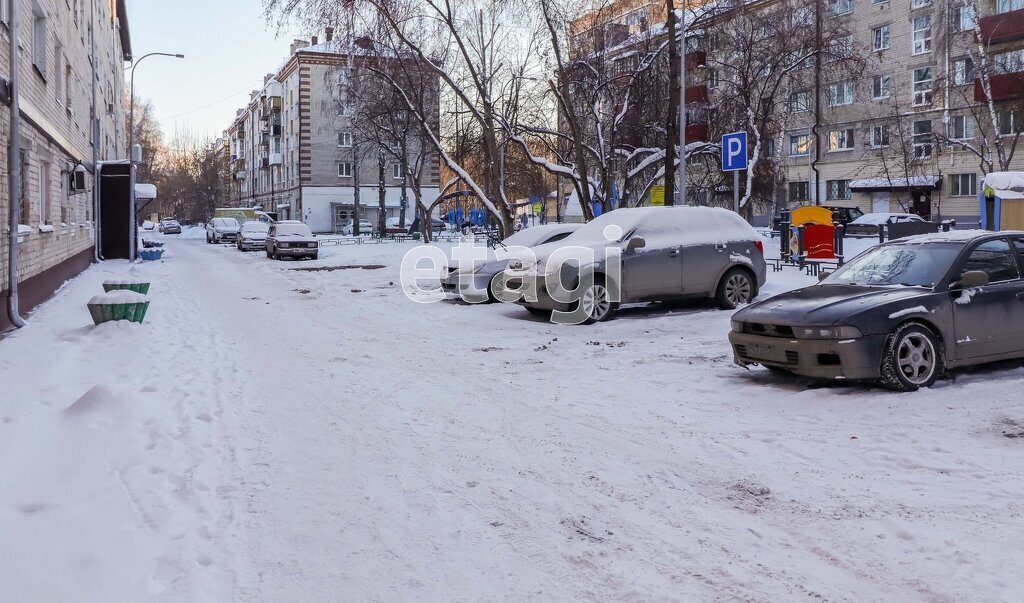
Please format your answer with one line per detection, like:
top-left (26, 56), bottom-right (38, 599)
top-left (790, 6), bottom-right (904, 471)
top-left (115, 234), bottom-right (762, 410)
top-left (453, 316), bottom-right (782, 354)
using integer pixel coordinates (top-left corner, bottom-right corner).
top-left (731, 320), bottom-right (744, 333)
top-left (795, 326), bottom-right (862, 339)
top-left (279, 242), bottom-right (290, 248)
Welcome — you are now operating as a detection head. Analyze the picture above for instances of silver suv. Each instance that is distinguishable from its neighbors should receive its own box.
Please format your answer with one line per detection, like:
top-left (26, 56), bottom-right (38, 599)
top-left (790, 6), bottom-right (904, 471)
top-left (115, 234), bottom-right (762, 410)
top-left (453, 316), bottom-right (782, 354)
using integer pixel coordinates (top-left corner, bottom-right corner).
top-left (505, 207), bottom-right (767, 324)
top-left (206, 217), bottom-right (241, 244)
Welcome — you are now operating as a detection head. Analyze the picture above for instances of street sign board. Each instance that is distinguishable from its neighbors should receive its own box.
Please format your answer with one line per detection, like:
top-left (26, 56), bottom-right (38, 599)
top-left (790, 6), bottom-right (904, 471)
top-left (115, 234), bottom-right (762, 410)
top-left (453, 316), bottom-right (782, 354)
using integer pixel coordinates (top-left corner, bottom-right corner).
top-left (721, 131), bottom-right (748, 172)
top-left (650, 185), bottom-right (665, 206)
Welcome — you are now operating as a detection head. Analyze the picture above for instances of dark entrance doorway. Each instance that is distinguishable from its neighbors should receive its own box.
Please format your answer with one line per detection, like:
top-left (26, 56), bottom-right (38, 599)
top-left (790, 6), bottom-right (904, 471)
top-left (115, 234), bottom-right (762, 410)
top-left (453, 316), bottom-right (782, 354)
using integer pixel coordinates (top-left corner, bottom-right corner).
top-left (911, 190), bottom-right (932, 221)
top-left (99, 162), bottom-right (131, 260)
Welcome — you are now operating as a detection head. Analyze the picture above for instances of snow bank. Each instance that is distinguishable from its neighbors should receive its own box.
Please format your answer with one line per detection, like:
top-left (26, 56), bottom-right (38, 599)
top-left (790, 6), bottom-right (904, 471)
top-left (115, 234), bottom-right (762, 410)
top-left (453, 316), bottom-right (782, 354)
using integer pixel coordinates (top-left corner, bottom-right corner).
top-left (181, 226), bottom-right (207, 240)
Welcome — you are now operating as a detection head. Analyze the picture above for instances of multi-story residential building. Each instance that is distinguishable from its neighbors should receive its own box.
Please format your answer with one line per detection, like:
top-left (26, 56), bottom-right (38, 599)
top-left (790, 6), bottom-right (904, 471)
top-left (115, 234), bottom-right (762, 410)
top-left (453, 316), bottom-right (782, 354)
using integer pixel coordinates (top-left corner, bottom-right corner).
top-left (779, 0), bottom-right (1024, 225)
top-left (225, 33), bottom-right (441, 233)
top-left (565, 0), bottom-right (1023, 226)
top-left (2, 0), bottom-right (132, 331)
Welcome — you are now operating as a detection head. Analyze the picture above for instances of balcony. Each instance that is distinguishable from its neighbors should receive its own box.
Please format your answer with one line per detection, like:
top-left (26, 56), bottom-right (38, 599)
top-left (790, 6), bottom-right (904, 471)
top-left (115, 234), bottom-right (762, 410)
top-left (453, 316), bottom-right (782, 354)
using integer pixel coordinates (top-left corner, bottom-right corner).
top-left (234, 158), bottom-right (247, 170)
top-left (684, 85), bottom-right (709, 104)
top-left (684, 50), bottom-right (706, 70)
top-left (270, 123), bottom-right (282, 137)
top-left (269, 152), bottom-right (283, 166)
top-left (234, 170), bottom-right (246, 181)
top-left (684, 123), bottom-right (709, 142)
top-left (236, 128), bottom-right (246, 140)
top-left (974, 71), bottom-right (1024, 102)
top-left (259, 157), bottom-right (270, 169)
top-left (980, 8), bottom-right (1024, 45)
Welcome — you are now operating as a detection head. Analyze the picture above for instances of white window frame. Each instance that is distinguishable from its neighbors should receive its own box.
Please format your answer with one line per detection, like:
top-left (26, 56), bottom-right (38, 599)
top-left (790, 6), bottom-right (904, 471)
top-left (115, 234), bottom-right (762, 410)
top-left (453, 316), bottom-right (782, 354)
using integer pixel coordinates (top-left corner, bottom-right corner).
top-left (953, 58), bottom-right (974, 85)
top-left (32, 2), bottom-right (48, 78)
top-left (826, 81), bottom-right (854, 106)
top-left (829, 0), bottom-right (854, 16)
top-left (912, 15), bottom-right (932, 55)
top-left (913, 120), bottom-right (933, 158)
top-left (789, 133), bottom-right (812, 156)
top-left (994, 49), bottom-right (1024, 74)
top-left (912, 0), bottom-right (932, 7)
top-left (829, 35), bottom-right (854, 60)
top-left (338, 131), bottom-right (352, 147)
top-left (998, 109), bottom-right (1022, 136)
top-left (950, 173), bottom-right (977, 197)
top-left (912, 67), bottom-right (933, 106)
top-left (955, 4), bottom-right (976, 31)
top-left (338, 162), bottom-right (353, 177)
top-left (950, 114), bottom-right (975, 140)
top-left (996, 0), bottom-right (1023, 13)
top-left (872, 74), bottom-right (891, 99)
top-left (392, 163), bottom-right (405, 179)
top-left (870, 124), bottom-right (890, 147)
top-left (872, 25), bottom-right (890, 51)
top-left (827, 128), bottom-right (855, 151)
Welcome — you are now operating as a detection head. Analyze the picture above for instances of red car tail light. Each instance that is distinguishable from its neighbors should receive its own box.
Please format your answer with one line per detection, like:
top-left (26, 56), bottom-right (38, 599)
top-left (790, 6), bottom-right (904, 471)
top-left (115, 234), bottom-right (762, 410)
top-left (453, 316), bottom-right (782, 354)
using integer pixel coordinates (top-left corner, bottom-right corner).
top-left (753, 240), bottom-right (764, 254)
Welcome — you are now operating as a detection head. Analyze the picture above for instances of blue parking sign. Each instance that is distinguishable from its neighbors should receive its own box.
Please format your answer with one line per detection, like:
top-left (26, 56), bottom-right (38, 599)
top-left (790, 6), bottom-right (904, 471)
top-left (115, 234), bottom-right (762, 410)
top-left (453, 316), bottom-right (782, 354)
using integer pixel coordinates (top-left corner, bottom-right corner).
top-left (721, 131), bottom-right (748, 172)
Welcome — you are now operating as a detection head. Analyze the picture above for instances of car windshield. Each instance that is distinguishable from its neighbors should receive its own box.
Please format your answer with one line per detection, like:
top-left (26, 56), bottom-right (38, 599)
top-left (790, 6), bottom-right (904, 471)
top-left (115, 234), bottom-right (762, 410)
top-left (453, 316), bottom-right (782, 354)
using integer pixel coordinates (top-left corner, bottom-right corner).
top-left (277, 224), bottom-right (312, 237)
top-left (242, 222), bottom-right (269, 234)
top-left (216, 218), bottom-right (239, 228)
top-left (822, 243), bottom-right (963, 287)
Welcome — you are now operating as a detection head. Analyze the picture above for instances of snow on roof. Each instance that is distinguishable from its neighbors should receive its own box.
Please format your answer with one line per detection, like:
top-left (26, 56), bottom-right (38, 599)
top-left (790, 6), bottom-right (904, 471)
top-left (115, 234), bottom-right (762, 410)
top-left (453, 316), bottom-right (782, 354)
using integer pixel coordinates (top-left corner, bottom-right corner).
top-left (135, 183), bottom-right (157, 200)
top-left (982, 171), bottom-right (1024, 199)
top-left (896, 229), bottom-right (992, 244)
top-left (849, 176), bottom-right (941, 190)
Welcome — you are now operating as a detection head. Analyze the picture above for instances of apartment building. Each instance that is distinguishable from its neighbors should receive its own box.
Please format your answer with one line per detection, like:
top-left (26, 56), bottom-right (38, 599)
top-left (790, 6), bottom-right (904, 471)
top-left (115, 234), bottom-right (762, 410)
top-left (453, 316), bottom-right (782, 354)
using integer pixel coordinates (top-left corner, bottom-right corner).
top-left (225, 33), bottom-right (441, 233)
top-left (565, 0), bottom-right (1023, 225)
top-left (780, 0), bottom-right (1024, 224)
top-left (2, 0), bottom-right (132, 331)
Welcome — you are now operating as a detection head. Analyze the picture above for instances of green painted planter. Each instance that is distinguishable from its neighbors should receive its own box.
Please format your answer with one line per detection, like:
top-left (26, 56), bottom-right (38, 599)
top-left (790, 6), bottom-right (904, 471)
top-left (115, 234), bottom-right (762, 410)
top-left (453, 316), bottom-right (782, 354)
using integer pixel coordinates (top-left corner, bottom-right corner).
top-left (102, 279), bottom-right (151, 295)
top-left (87, 291), bottom-right (151, 325)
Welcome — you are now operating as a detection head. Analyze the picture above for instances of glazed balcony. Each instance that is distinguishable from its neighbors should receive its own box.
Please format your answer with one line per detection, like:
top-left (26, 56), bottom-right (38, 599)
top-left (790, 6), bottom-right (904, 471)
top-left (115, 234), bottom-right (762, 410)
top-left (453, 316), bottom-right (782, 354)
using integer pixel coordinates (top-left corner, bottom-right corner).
top-left (974, 71), bottom-right (1024, 102)
top-left (684, 85), bottom-right (709, 104)
top-left (980, 8), bottom-right (1024, 45)
top-left (684, 123), bottom-right (709, 142)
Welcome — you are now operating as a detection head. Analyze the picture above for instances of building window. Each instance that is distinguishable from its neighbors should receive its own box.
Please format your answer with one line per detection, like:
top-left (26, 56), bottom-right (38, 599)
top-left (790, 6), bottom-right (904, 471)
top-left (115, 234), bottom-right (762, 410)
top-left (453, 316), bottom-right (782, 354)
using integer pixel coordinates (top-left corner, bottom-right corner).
top-left (54, 42), bottom-right (64, 104)
top-left (912, 67), bottom-right (932, 105)
top-left (996, 0), bottom-right (1023, 14)
top-left (787, 90), bottom-right (810, 112)
top-left (32, 2), bottom-right (48, 78)
top-left (954, 4), bottom-right (976, 31)
top-left (998, 109), bottom-right (1022, 136)
top-left (827, 180), bottom-right (851, 201)
top-left (392, 164), bottom-right (405, 179)
top-left (828, 35), bottom-right (854, 60)
top-left (950, 115), bottom-right (975, 140)
top-left (0, 0), bottom-right (8, 24)
top-left (870, 124), bottom-right (890, 147)
top-left (793, 6), bottom-right (813, 26)
top-left (872, 75), bottom-right (891, 99)
top-left (913, 120), bottom-right (933, 158)
top-left (950, 173), bottom-right (977, 196)
top-left (871, 0), bottom-right (888, 4)
top-left (827, 128), bottom-right (854, 151)
top-left (707, 67), bottom-right (719, 88)
top-left (826, 81), bottom-right (854, 106)
top-left (39, 163), bottom-right (50, 225)
top-left (337, 102), bottom-right (353, 117)
top-left (912, 15), bottom-right (932, 54)
top-left (953, 58), bottom-right (975, 85)
top-left (994, 49), bottom-right (1024, 74)
top-left (789, 133), bottom-right (812, 156)
top-left (789, 181), bottom-right (810, 202)
top-left (872, 25), bottom-right (890, 50)
top-left (338, 162), bottom-right (352, 177)
top-left (338, 131), bottom-right (352, 147)
top-left (828, 0), bottom-right (854, 16)
top-left (912, 0), bottom-right (931, 7)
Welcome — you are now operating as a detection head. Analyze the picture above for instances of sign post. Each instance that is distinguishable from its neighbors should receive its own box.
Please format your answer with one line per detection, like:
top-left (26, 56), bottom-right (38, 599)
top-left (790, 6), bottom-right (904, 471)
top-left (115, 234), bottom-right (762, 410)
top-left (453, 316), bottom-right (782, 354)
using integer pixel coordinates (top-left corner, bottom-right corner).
top-left (721, 131), bottom-right (748, 214)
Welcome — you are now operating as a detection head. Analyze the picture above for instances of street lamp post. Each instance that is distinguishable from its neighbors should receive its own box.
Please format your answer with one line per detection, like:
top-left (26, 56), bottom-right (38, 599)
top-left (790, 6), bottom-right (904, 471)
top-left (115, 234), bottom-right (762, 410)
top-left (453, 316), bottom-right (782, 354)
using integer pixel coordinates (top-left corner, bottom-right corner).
top-left (128, 52), bottom-right (183, 260)
top-left (679, 10), bottom-right (687, 207)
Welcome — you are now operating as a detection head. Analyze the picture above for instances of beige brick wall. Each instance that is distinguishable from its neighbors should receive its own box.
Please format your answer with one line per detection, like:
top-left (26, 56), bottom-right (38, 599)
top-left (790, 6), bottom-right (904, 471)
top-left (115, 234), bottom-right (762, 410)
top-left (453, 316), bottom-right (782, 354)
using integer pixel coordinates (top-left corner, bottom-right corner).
top-left (1, 0), bottom-right (129, 290)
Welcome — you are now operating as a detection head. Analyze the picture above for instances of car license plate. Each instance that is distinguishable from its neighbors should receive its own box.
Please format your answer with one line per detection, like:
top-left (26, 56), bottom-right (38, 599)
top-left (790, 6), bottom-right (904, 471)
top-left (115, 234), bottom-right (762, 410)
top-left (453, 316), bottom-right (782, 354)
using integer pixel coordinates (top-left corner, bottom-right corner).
top-left (746, 343), bottom-right (785, 362)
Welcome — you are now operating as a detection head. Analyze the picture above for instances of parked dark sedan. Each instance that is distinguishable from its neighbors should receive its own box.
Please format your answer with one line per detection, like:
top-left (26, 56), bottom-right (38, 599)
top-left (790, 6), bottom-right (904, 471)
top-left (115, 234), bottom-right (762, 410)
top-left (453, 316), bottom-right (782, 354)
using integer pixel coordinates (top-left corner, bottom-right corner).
top-left (729, 230), bottom-right (1024, 391)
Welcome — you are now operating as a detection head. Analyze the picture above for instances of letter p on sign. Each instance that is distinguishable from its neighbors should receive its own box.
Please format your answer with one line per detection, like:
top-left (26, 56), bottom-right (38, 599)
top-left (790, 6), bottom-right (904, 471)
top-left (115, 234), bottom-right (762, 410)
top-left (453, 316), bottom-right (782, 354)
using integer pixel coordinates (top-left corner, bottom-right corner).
top-left (721, 131), bottom-right (748, 172)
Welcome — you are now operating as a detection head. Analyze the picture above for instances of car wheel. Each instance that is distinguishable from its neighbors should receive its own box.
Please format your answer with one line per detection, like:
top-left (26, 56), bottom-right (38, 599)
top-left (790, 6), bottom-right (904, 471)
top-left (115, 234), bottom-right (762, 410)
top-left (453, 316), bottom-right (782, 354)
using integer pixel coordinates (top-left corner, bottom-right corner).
top-left (273, 250), bottom-right (280, 260)
top-left (715, 268), bottom-right (755, 310)
top-left (880, 322), bottom-right (944, 392)
top-left (572, 275), bottom-right (615, 324)
top-left (525, 306), bottom-right (551, 320)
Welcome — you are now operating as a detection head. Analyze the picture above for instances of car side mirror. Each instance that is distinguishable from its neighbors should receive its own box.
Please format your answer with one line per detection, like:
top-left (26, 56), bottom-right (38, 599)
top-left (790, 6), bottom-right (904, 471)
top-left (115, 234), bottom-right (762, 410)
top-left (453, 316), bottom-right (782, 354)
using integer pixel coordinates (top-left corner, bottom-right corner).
top-left (953, 270), bottom-right (989, 290)
top-left (626, 237), bottom-right (646, 251)
top-left (818, 271), bottom-right (832, 282)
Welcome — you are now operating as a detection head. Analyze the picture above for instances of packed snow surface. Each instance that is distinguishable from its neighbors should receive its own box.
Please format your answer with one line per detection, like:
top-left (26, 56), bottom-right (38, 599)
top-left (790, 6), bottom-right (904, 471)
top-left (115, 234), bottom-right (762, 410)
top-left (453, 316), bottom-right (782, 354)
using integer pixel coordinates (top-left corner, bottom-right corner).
top-left (2, 233), bottom-right (1024, 601)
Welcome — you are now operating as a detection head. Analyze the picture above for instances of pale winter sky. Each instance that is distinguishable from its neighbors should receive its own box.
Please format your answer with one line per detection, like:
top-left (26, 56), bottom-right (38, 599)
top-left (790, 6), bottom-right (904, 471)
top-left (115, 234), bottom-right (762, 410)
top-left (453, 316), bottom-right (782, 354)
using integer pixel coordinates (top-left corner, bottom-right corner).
top-left (128, 0), bottom-right (304, 142)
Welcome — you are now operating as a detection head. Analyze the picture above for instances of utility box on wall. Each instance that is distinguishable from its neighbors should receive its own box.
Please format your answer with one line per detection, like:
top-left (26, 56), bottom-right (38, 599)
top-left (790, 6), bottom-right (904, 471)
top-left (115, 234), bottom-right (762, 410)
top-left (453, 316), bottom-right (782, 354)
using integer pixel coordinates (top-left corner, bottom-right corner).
top-left (99, 161), bottom-right (132, 260)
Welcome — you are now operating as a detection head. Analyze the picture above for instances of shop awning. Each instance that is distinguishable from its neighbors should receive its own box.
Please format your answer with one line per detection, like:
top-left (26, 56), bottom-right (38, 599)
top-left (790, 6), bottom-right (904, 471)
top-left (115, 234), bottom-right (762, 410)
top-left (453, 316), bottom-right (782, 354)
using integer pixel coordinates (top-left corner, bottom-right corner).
top-left (849, 176), bottom-right (941, 192)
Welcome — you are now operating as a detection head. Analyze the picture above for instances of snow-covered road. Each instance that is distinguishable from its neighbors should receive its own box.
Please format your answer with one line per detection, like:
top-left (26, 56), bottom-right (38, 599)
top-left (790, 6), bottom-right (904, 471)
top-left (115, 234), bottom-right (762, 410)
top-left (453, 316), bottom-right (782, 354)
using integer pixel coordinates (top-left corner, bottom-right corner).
top-left (2, 234), bottom-right (1024, 601)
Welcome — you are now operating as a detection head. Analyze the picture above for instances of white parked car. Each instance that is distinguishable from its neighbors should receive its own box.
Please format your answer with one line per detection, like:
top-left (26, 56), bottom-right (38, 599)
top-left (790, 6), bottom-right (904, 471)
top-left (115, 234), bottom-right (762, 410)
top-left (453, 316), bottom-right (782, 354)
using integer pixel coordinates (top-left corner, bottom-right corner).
top-left (206, 217), bottom-right (241, 243)
top-left (237, 221), bottom-right (270, 251)
top-left (849, 212), bottom-right (926, 226)
top-left (340, 219), bottom-right (374, 236)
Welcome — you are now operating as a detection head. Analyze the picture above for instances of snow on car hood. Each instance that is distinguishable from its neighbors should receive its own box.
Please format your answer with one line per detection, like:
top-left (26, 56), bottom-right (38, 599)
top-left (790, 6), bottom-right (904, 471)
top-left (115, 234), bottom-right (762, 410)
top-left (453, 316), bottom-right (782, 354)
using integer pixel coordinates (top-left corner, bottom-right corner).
top-left (735, 284), bottom-right (933, 326)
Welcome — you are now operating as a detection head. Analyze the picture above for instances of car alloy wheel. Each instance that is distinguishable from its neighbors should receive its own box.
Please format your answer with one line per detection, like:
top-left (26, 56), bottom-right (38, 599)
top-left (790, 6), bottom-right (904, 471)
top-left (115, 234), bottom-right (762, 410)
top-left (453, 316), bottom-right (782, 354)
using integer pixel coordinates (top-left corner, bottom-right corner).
top-left (716, 268), bottom-right (755, 310)
top-left (881, 322), bottom-right (943, 392)
top-left (581, 282), bottom-right (612, 322)
top-left (897, 332), bottom-right (936, 386)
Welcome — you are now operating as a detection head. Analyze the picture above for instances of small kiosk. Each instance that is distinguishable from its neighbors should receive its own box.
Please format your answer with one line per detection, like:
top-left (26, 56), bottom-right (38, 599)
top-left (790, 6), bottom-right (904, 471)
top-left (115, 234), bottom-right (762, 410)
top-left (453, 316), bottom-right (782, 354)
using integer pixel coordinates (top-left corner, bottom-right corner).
top-left (980, 172), bottom-right (1024, 231)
